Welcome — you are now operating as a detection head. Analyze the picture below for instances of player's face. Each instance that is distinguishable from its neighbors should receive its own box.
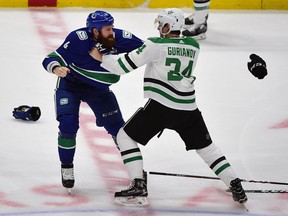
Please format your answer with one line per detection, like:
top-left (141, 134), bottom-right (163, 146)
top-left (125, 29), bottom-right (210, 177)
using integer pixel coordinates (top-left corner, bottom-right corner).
top-left (154, 18), bottom-right (170, 37)
top-left (100, 25), bottom-right (114, 38)
top-left (98, 25), bottom-right (116, 47)
top-left (161, 24), bottom-right (169, 34)
top-left (157, 23), bottom-right (170, 38)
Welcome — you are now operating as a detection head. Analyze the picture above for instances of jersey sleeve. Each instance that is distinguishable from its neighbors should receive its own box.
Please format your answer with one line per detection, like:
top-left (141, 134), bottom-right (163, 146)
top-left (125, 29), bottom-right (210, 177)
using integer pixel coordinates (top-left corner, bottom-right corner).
top-left (101, 40), bottom-right (157, 75)
top-left (42, 29), bottom-right (91, 73)
top-left (114, 28), bottom-right (144, 53)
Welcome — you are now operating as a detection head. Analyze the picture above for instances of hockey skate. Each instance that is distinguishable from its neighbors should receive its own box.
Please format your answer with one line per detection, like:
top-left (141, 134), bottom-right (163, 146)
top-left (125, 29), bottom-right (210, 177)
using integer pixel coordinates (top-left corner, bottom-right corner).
top-left (182, 22), bottom-right (207, 40)
top-left (183, 14), bottom-right (208, 40)
top-left (230, 178), bottom-right (248, 203)
top-left (184, 14), bottom-right (208, 28)
top-left (61, 164), bottom-right (75, 193)
top-left (184, 14), bottom-right (195, 27)
top-left (114, 178), bottom-right (148, 206)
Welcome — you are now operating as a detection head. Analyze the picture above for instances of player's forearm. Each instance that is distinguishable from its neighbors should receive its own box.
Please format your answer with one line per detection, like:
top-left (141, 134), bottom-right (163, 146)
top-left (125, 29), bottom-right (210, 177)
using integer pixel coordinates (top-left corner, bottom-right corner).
top-left (101, 55), bottom-right (127, 75)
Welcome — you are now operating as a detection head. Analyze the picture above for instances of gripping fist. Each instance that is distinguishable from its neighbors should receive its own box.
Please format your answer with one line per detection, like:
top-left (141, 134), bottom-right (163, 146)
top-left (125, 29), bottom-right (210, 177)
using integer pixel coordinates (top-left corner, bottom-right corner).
top-left (52, 66), bottom-right (70, 78)
top-left (13, 105), bottom-right (41, 121)
top-left (95, 43), bottom-right (114, 55)
top-left (247, 54), bottom-right (267, 79)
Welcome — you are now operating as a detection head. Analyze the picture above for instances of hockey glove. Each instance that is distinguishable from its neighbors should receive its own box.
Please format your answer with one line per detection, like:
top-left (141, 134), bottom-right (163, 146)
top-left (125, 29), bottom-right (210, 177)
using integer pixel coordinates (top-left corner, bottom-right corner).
top-left (247, 54), bottom-right (267, 79)
top-left (13, 105), bottom-right (41, 121)
top-left (95, 43), bottom-right (114, 55)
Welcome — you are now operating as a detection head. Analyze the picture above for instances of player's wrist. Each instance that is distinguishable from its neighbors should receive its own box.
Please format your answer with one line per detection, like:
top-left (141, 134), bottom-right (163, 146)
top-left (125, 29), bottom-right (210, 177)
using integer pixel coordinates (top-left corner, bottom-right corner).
top-left (47, 61), bottom-right (61, 74)
top-left (52, 65), bottom-right (60, 73)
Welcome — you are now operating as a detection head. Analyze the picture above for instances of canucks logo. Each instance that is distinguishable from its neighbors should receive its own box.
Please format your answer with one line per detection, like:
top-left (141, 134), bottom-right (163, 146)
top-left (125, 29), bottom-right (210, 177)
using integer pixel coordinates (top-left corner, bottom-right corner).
top-left (60, 98), bottom-right (69, 105)
top-left (76, 31), bottom-right (88, 40)
top-left (122, 30), bottom-right (132, 39)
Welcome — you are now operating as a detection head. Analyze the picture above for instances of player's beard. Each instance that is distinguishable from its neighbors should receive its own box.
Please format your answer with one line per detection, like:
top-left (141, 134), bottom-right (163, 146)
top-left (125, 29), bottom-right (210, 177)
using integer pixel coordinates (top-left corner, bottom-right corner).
top-left (98, 33), bottom-right (116, 48)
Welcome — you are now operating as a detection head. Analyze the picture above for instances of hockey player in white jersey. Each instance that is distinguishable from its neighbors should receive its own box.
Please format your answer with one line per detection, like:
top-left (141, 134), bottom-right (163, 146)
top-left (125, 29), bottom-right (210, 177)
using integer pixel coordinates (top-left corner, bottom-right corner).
top-left (90, 8), bottom-right (247, 206)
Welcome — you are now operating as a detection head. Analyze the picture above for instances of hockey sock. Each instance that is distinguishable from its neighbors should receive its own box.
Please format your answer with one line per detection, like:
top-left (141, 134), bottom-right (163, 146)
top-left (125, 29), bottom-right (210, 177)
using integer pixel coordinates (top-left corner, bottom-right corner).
top-left (117, 128), bottom-right (143, 180)
top-left (196, 143), bottom-right (237, 187)
top-left (58, 132), bottom-right (76, 164)
top-left (194, 0), bottom-right (210, 24)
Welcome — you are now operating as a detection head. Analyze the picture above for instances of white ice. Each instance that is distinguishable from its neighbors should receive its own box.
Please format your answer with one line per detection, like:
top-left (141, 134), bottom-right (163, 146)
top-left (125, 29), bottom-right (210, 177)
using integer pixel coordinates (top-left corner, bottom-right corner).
top-left (0, 7), bottom-right (288, 216)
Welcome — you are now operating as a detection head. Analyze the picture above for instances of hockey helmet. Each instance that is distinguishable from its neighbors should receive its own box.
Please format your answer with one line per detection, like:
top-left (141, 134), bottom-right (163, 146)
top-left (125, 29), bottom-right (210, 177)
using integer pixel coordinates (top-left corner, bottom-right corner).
top-left (86, 10), bottom-right (114, 33)
top-left (154, 8), bottom-right (184, 35)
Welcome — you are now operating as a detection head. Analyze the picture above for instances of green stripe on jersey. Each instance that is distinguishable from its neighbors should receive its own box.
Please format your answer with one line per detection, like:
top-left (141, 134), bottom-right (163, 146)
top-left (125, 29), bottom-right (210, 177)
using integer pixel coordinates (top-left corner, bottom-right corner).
top-left (118, 58), bottom-right (130, 73)
top-left (70, 64), bottom-right (120, 84)
top-left (47, 51), bottom-right (67, 66)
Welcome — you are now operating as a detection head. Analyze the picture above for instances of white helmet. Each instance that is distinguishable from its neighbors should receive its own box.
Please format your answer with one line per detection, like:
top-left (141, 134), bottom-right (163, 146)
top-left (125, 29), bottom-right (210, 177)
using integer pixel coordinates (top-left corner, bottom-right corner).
top-left (154, 8), bottom-right (184, 35)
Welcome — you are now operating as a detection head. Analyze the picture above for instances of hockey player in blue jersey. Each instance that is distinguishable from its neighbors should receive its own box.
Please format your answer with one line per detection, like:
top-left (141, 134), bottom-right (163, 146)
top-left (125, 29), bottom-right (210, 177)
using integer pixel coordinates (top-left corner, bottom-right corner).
top-left (42, 10), bottom-right (143, 191)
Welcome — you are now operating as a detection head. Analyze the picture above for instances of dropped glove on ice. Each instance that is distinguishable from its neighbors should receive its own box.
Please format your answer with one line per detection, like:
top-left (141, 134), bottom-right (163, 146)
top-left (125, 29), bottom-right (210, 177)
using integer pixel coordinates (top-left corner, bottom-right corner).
top-left (247, 54), bottom-right (267, 79)
top-left (13, 105), bottom-right (41, 121)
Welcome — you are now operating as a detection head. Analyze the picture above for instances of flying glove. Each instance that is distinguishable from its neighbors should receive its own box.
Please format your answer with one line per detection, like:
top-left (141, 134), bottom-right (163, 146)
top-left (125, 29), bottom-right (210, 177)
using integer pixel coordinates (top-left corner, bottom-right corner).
top-left (247, 54), bottom-right (267, 79)
top-left (13, 105), bottom-right (41, 121)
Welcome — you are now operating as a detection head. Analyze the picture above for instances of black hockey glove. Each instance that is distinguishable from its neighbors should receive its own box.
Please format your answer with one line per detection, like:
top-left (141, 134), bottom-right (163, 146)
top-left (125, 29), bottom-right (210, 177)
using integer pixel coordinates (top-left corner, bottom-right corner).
top-left (247, 54), bottom-right (267, 79)
top-left (95, 43), bottom-right (113, 55)
top-left (13, 105), bottom-right (41, 121)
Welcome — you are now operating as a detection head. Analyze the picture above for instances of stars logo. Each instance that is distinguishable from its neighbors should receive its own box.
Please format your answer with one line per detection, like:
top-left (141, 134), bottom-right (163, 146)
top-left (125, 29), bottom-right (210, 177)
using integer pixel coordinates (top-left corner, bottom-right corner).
top-left (167, 10), bottom-right (174, 15)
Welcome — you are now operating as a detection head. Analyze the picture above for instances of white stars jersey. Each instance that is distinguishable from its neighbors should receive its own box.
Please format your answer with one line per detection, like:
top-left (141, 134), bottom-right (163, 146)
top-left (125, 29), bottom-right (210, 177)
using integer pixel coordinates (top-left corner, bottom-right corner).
top-left (101, 36), bottom-right (200, 111)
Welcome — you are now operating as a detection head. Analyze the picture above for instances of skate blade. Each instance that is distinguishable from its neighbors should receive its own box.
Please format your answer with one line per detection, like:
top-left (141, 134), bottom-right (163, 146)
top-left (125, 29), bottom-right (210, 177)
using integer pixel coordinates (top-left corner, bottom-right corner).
top-left (114, 196), bottom-right (148, 206)
top-left (67, 188), bottom-right (72, 194)
top-left (239, 202), bottom-right (249, 212)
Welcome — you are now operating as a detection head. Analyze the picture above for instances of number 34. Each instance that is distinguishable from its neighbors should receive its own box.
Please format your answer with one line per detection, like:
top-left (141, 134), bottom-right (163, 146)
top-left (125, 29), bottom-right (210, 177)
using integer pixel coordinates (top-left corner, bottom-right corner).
top-left (166, 58), bottom-right (194, 81)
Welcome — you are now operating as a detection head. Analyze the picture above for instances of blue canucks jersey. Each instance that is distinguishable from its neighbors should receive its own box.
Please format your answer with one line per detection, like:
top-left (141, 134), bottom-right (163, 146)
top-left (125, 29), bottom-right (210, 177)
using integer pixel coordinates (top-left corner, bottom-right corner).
top-left (42, 27), bottom-right (143, 88)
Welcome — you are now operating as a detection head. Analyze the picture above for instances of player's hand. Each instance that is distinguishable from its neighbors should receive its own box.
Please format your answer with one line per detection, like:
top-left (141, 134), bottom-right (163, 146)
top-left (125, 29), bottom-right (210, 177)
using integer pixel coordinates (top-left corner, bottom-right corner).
top-left (247, 54), bottom-right (267, 79)
top-left (53, 66), bottom-right (70, 77)
top-left (89, 47), bottom-right (103, 62)
top-left (95, 42), bottom-right (113, 55)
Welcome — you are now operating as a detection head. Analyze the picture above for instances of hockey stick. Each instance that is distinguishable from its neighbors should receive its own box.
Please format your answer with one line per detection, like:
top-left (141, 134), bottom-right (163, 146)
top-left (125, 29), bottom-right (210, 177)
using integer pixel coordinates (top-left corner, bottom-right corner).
top-left (227, 189), bottom-right (288, 193)
top-left (149, 171), bottom-right (288, 186)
